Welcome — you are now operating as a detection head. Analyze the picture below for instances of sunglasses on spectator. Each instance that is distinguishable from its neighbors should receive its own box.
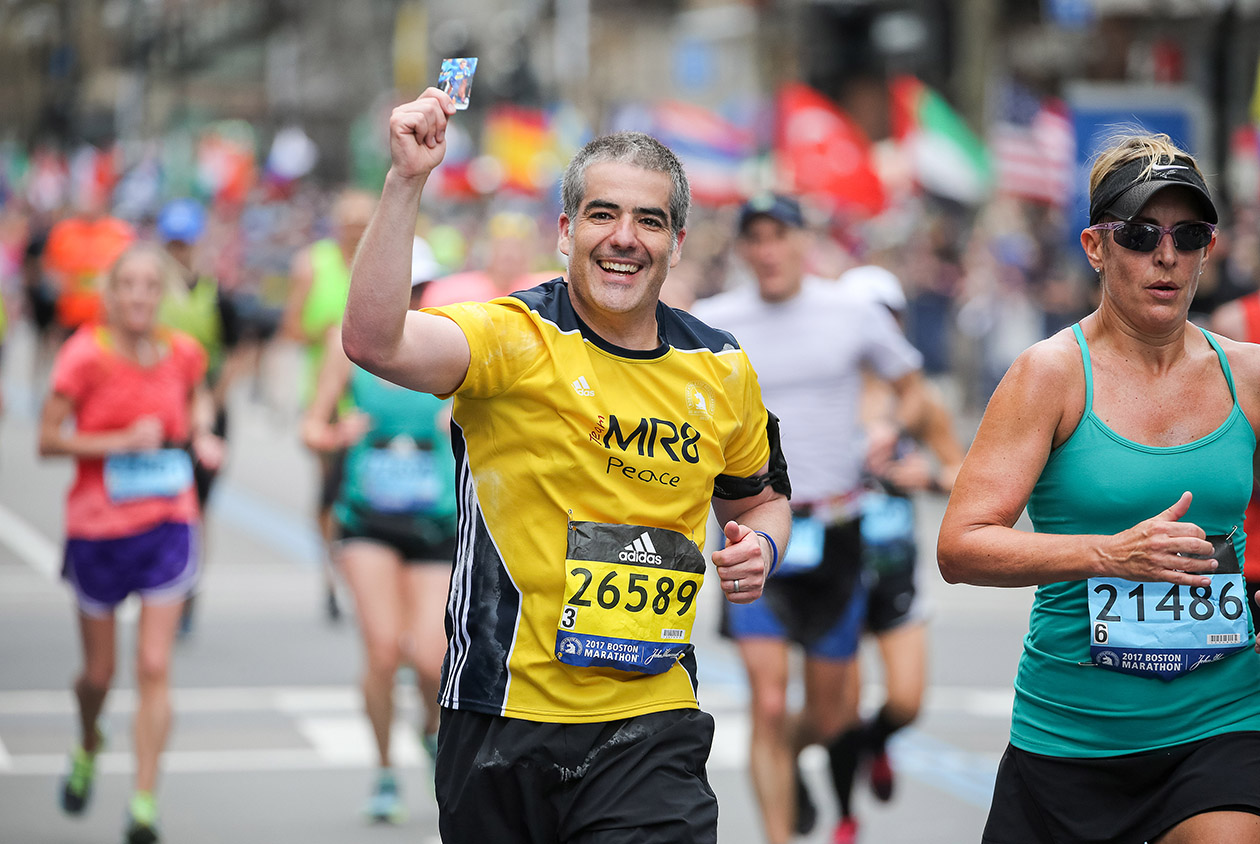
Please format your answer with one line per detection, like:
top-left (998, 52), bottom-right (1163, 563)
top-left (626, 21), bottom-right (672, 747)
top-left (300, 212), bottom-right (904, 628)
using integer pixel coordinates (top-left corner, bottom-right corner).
top-left (1088, 221), bottom-right (1216, 253)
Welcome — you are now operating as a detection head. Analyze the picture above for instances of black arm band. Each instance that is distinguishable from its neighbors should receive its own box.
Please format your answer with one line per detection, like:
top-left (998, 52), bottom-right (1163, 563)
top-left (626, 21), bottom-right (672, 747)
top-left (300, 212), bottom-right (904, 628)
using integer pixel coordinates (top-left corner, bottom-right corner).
top-left (712, 411), bottom-right (792, 500)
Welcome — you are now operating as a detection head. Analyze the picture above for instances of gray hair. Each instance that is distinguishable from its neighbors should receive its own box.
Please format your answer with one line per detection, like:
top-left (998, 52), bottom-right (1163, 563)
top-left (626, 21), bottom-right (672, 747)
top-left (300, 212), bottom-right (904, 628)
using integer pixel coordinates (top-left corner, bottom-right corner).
top-left (560, 132), bottom-right (691, 245)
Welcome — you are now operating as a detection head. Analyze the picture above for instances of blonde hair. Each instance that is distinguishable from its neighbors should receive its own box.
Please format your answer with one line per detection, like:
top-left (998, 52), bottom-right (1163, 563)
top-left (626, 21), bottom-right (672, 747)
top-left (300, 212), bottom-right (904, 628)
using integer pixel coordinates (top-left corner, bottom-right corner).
top-left (102, 242), bottom-right (186, 318)
top-left (1087, 128), bottom-right (1202, 199)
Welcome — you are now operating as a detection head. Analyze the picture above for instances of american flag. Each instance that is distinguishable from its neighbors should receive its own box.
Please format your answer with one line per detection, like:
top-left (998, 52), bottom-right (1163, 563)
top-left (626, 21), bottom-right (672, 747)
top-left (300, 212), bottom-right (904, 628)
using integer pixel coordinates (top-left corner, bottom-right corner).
top-left (991, 83), bottom-right (1076, 206)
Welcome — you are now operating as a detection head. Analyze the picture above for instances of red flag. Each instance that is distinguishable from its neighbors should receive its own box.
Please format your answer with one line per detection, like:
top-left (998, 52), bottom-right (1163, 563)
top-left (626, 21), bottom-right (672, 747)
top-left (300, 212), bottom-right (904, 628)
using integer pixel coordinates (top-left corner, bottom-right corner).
top-left (774, 83), bottom-right (884, 217)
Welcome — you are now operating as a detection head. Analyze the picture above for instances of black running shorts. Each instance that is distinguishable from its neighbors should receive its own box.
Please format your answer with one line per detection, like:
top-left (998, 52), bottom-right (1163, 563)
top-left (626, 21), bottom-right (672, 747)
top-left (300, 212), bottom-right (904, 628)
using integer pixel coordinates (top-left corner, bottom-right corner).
top-left (317, 448), bottom-right (346, 512)
top-left (982, 732), bottom-right (1260, 844)
top-left (755, 517), bottom-right (864, 645)
top-left (336, 514), bottom-right (455, 564)
top-left (863, 554), bottom-right (921, 634)
top-left (435, 707), bottom-right (718, 844)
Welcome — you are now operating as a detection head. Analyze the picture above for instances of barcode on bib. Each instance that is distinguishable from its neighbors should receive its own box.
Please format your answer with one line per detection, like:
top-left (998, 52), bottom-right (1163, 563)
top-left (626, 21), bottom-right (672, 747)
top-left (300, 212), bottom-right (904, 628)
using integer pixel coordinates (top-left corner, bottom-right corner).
top-left (1208, 634), bottom-right (1242, 644)
top-left (660, 629), bottom-right (685, 641)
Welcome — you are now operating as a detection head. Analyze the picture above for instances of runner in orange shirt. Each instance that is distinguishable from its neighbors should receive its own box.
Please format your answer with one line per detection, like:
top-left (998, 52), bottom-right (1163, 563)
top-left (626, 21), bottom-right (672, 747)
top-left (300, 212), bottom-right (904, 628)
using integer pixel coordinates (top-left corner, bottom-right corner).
top-left (43, 189), bottom-right (134, 334)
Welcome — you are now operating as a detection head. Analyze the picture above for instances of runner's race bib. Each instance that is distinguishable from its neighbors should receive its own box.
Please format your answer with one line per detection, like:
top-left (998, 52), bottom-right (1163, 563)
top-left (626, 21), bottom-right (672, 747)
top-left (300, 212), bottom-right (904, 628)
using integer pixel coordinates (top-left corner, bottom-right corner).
top-left (1087, 533), bottom-right (1250, 680)
top-left (104, 449), bottom-right (194, 502)
top-left (860, 491), bottom-right (916, 574)
top-left (555, 522), bottom-right (705, 674)
top-left (778, 514), bottom-right (825, 575)
top-left (358, 437), bottom-right (444, 514)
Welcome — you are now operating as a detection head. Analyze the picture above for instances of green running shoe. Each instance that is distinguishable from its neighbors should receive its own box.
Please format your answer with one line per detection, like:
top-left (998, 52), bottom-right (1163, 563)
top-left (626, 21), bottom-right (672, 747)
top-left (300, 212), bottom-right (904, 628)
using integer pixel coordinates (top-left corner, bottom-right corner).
top-left (362, 769), bottom-right (407, 824)
top-left (124, 790), bottom-right (160, 844)
top-left (60, 729), bottom-right (105, 815)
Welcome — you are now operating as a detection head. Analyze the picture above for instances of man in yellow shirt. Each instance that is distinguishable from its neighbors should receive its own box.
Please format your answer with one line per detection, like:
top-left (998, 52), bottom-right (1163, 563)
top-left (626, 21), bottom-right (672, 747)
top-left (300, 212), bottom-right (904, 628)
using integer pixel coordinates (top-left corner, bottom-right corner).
top-left (343, 86), bottom-right (791, 844)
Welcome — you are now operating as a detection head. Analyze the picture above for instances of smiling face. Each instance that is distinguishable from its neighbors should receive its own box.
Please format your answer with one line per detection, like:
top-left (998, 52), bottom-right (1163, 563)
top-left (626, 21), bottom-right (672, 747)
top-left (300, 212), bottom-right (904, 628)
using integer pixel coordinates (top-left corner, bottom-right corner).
top-left (557, 160), bottom-right (685, 346)
top-left (1083, 185), bottom-right (1216, 331)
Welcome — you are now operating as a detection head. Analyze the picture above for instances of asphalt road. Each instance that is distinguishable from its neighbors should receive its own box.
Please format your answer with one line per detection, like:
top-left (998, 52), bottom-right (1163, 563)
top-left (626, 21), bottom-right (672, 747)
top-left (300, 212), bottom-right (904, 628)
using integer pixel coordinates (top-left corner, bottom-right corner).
top-left (0, 322), bottom-right (1034, 844)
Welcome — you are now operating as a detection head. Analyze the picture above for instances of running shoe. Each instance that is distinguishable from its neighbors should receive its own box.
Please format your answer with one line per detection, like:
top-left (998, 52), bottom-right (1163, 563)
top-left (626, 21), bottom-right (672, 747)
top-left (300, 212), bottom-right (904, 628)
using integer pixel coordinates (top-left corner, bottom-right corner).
top-left (124, 790), bottom-right (160, 844)
top-left (793, 762), bottom-right (817, 835)
top-left (833, 815), bottom-right (859, 844)
top-left (363, 769), bottom-right (407, 824)
top-left (59, 729), bottom-right (105, 815)
top-left (868, 747), bottom-right (895, 801)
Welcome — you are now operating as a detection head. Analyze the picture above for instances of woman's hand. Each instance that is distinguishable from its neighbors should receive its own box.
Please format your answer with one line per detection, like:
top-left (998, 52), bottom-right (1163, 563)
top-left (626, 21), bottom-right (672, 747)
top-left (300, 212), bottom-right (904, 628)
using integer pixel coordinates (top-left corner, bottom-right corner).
top-left (119, 416), bottom-right (164, 453)
top-left (1101, 492), bottom-right (1217, 587)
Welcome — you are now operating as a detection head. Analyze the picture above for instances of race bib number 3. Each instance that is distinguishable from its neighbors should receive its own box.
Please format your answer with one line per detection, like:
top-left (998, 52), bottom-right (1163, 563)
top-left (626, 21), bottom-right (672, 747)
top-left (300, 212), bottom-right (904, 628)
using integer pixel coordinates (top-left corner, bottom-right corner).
top-left (1087, 533), bottom-right (1250, 680)
top-left (104, 449), bottom-right (194, 502)
top-left (555, 522), bottom-right (705, 675)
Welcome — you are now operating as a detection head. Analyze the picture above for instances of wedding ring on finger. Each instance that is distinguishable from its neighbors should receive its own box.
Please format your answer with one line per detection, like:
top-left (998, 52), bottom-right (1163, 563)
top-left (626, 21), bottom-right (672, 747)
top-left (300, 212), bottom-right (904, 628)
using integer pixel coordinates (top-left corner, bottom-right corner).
top-left (733, 579), bottom-right (741, 594)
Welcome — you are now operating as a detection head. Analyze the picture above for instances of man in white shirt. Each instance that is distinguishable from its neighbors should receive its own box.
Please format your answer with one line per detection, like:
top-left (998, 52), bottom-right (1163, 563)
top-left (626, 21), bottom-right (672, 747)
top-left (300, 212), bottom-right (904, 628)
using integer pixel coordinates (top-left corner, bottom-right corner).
top-left (691, 194), bottom-right (928, 844)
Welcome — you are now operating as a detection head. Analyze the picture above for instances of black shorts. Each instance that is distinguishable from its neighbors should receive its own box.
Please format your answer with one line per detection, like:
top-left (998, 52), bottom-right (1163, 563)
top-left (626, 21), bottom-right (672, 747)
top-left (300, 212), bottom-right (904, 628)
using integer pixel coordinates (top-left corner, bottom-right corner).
top-left (734, 517), bottom-right (863, 646)
top-left (192, 409), bottom-right (229, 509)
top-left (336, 513), bottom-right (456, 563)
top-left (982, 732), bottom-right (1260, 844)
top-left (436, 707), bottom-right (718, 844)
top-left (864, 545), bottom-right (920, 634)
top-left (317, 449), bottom-right (346, 512)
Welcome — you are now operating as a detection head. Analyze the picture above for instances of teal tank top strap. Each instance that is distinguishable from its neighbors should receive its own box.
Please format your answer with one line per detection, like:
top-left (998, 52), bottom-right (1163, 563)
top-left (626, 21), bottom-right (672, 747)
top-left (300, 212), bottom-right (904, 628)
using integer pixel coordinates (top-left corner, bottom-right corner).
top-left (1070, 322), bottom-right (1093, 415)
top-left (1199, 325), bottom-right (1238, 402)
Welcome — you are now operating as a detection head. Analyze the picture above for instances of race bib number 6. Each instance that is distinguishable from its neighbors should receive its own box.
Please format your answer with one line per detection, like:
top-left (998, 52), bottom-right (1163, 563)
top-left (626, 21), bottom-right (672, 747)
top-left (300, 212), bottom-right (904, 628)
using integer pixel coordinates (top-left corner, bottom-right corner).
top-left (1087, 533), bottom-right (1250, 680)
top-left (555, 521), bottom-right (705, 675)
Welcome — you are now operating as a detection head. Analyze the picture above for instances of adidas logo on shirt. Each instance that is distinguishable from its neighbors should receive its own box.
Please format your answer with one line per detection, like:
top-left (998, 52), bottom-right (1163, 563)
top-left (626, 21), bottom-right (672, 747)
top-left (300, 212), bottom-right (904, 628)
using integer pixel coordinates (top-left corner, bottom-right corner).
top-left (619, 531), bottom-right (663, 565)
top-left (572, 375), bottom-right (595, 397)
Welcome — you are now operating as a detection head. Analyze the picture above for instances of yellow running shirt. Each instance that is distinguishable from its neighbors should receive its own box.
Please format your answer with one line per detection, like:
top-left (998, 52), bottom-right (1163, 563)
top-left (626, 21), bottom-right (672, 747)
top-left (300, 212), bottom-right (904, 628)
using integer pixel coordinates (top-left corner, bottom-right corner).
top-left (425, 280), bottom-right (772, 723)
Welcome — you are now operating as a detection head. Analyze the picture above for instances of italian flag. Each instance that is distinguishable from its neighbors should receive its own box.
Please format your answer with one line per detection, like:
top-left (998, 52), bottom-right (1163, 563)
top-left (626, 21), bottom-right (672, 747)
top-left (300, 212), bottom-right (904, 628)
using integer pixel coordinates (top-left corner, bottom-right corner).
top-left (890, 75), bottom-right (993, 205)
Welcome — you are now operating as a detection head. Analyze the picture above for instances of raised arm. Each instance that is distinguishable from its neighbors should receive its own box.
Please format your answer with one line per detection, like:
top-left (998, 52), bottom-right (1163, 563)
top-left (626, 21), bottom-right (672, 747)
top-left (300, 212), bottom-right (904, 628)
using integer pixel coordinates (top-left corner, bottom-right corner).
top-left (342, 87), bottom-right (471, 396)
top-left (936, 339), bottom-right (1216, 589)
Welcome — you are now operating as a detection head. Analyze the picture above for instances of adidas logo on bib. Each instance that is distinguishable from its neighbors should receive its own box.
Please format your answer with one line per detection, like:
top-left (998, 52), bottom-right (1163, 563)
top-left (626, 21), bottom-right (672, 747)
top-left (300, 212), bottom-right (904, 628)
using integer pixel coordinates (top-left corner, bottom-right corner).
top-left (620, 532), bottom-right (663, 565)
top-left (572, 375), bottom-right (595, 397)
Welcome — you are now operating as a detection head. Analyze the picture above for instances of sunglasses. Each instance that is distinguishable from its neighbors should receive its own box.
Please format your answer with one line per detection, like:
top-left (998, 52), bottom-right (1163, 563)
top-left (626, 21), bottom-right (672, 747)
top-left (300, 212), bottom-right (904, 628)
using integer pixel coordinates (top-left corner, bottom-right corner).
top-left (1088, 221), bottom-right (1216, 253)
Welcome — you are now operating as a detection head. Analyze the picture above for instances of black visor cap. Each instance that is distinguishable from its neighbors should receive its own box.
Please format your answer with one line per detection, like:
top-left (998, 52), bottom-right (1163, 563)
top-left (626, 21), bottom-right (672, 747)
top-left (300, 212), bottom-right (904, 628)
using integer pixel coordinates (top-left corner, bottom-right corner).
top-left (1088, 156), bottom-right (1217, 226)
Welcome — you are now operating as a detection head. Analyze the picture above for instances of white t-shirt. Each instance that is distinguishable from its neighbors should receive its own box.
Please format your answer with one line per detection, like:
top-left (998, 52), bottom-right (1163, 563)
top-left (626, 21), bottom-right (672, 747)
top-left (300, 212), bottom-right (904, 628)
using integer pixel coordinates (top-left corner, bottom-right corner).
top-left (691, 275), bottom-right (922, 502)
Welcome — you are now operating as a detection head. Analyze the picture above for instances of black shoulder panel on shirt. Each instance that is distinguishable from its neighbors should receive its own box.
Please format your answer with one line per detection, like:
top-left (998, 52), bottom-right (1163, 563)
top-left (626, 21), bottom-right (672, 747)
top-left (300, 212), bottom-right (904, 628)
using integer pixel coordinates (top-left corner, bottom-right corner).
top-left (712, 411), bottom-right (792, 500)
top-left (512, 280), bottom-right (742, 358)
top-left (660, 305), bottom-right (743, 354)
top-left (509, 278), bottom-right (577, 330)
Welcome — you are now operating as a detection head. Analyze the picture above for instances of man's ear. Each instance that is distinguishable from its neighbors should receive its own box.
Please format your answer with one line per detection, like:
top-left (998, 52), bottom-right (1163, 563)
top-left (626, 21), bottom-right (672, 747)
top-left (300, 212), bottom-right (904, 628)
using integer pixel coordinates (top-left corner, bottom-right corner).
top-left (669, 227), bottom-right (687, 268)
top-left (557, 214), bottom-right (572, 258)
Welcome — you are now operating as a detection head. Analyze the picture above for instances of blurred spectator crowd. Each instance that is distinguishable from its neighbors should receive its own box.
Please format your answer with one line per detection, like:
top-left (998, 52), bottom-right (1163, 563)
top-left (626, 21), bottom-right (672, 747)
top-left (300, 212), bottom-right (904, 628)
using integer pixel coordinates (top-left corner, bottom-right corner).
top-left (2, 100), bottom-right (1259, 418)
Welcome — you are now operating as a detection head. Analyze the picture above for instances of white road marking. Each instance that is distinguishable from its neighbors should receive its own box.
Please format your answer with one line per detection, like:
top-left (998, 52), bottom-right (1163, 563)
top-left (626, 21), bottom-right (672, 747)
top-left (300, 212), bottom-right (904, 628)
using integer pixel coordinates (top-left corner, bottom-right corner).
top-left (0, 683), bottom-right (1009, 779)
top-left (296, 716), bottom-right (421, 767)
top-left (0, 502), bottom-right (59, 580)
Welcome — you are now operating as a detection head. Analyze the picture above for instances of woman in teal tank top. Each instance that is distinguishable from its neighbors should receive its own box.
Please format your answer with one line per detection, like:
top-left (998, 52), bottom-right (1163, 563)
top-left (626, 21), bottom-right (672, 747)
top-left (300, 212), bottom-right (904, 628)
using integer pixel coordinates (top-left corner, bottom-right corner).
top-left (302, 323), bottom-right (456, 825)
top-left (939, 133), bottom-right (1260, 843)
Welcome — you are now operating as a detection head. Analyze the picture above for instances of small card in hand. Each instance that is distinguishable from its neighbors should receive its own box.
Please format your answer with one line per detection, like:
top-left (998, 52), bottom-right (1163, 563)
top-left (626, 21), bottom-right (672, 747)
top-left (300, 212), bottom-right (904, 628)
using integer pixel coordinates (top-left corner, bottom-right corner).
top-left (438, 57), bottom-right (478, 110)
